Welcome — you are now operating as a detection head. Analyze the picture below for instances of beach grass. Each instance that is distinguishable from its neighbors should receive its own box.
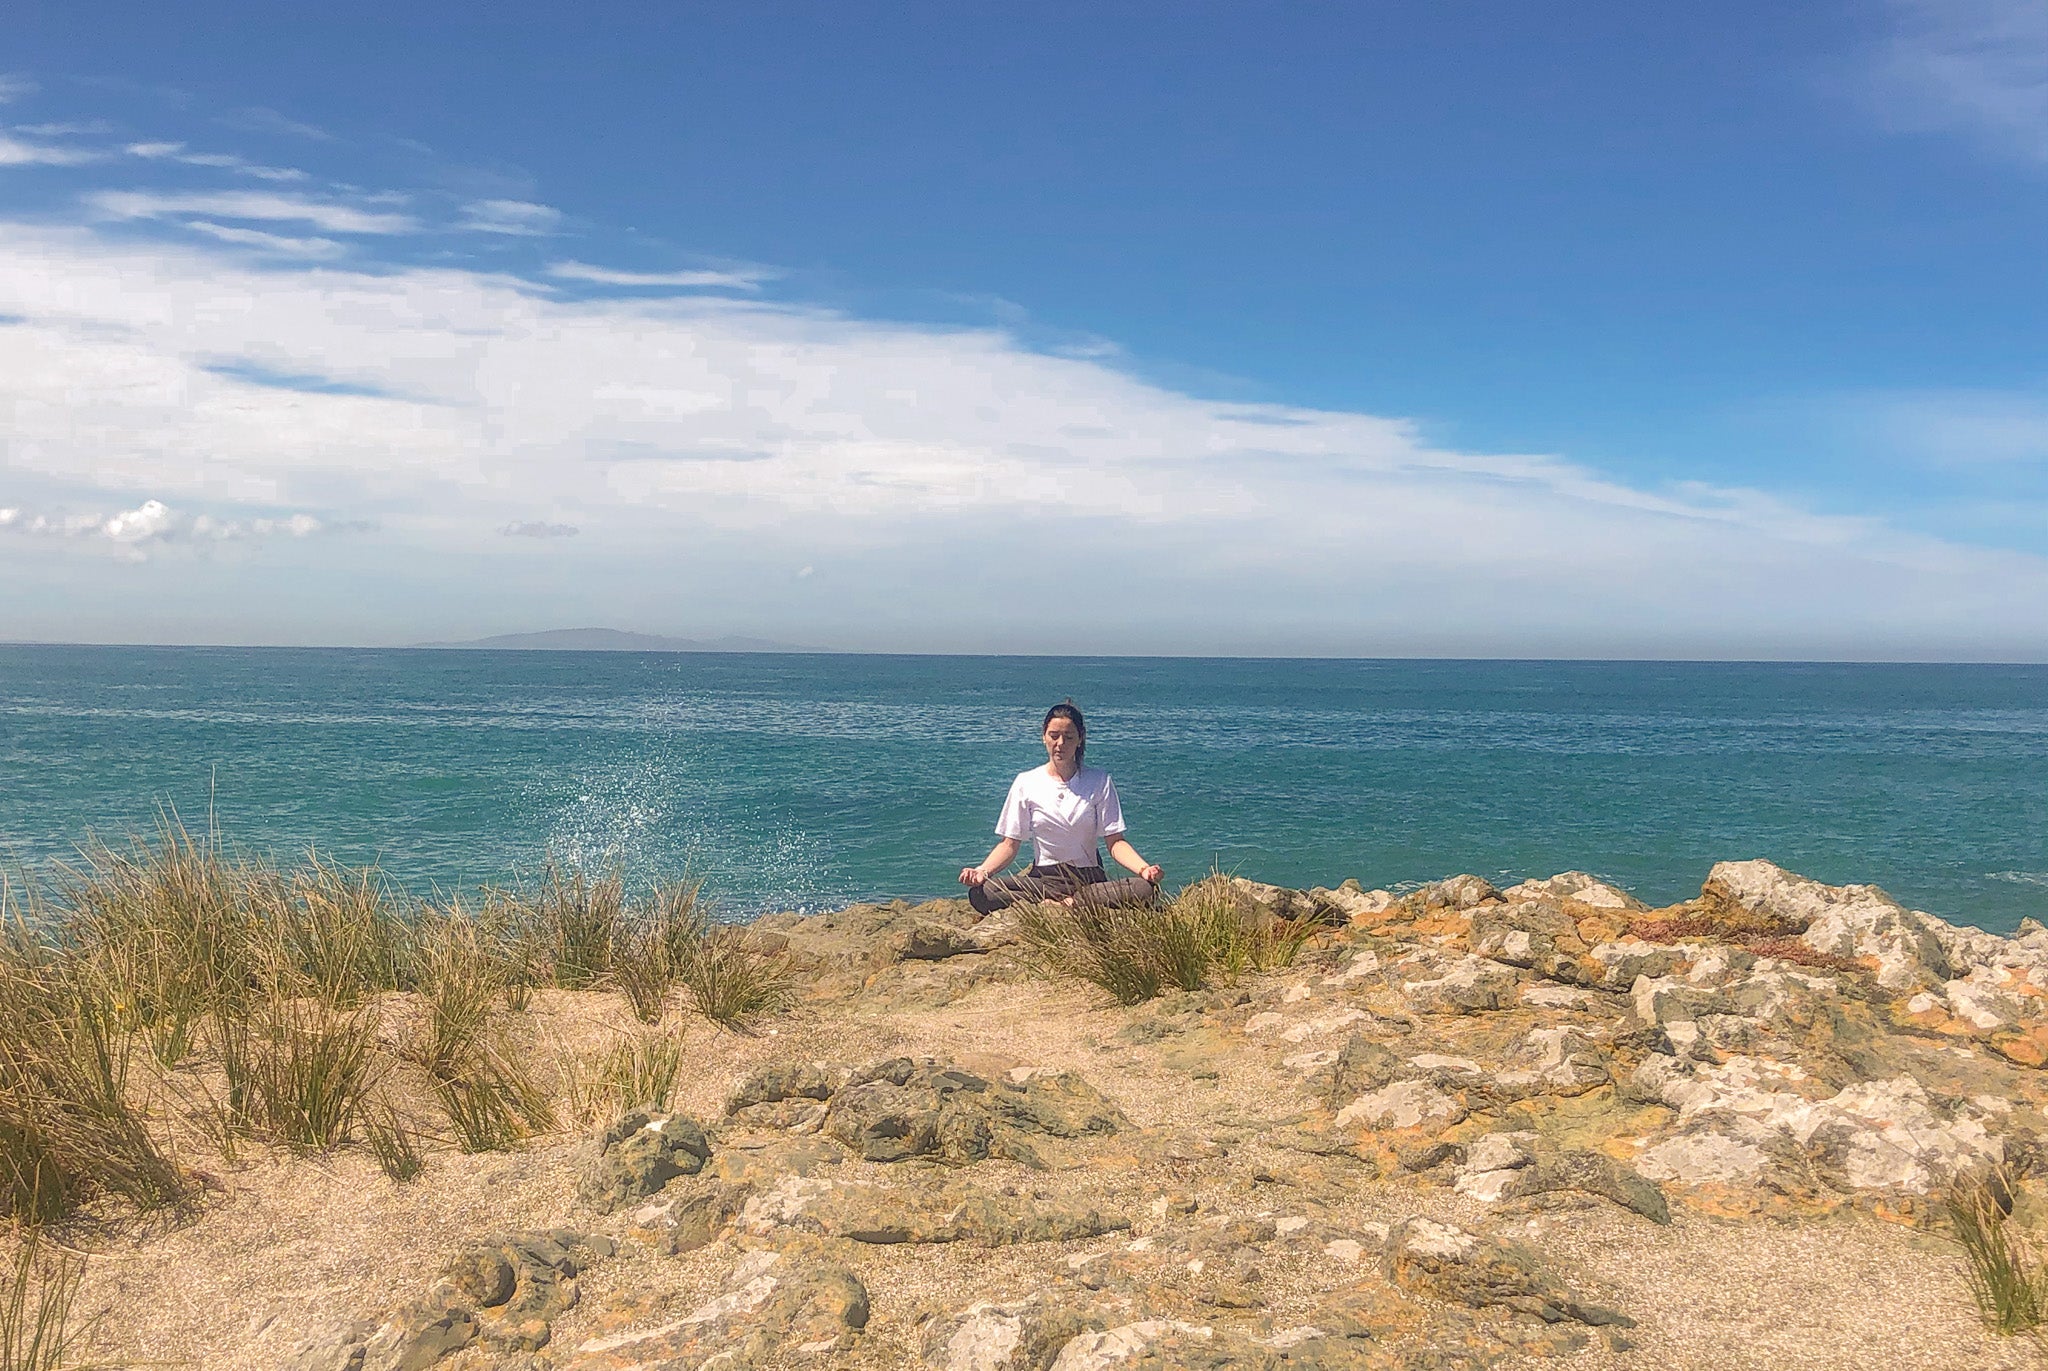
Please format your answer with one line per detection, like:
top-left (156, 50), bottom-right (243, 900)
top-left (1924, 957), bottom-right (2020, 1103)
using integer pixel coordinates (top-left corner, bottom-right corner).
top-left (1015, 871), bottom-right (1317, 1005)
top-left (0, 816), bottom-right (812, 1228)
top-left (0, 1236), bottom-right (91, 1371)
top-left (1945, 1167), bottom-right (2048, 1337)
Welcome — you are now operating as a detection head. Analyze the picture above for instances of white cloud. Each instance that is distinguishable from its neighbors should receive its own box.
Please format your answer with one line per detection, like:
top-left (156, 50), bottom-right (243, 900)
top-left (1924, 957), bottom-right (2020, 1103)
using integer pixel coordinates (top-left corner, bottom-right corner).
top-left (124, 141), bottom-right (308, 182)
top-left (548, 259), bottom-right (773, 290)
top-left (460, 198), bottom-right (562, 235)
top-left (0, 495), bottom-right (326, 558)
top-left (0, 134), bottom-right (100, 167)
top-left (0, 75), bottom-right (35, 105)
top-left (1874, 0), bottom-right (2048, 161)
top-left (2, 215), bottom-right (2045, 656)
top-left (222, 107), bottom-right (334, 142)
top-left (502, 520), bottom-right (579, 538)
top-left (182, 221), bottom-right (347, 258)
top-left (85, 190), bottom-right (416, 234)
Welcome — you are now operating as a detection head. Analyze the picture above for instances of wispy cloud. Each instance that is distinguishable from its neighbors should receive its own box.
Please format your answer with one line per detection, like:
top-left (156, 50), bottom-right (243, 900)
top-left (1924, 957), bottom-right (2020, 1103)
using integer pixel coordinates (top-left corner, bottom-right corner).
top-left (1873, 0), bottom-right (2048, 162)
top-left (183, 221), bottom-right (347, 258)
top-left (124, 141), bottom-right (306, 182)
top-left (0, 134), bottom-right (100, 168)
top-left (548, 260), bottom-right (773, 290)
top-left (85, 189), bottom-right (416, 234)
top-left (0, 75), bottom-right (35, 105)
top-left (502, 520), bottom-right (580, 538)
top-left (221, 106), bottom-right (335, 142)
top-left (459, 198), bottom-right (562, 235)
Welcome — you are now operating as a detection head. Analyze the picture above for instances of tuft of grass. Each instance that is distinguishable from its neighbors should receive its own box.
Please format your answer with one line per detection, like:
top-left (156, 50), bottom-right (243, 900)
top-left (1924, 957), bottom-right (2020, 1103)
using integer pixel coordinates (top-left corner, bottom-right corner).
top-left (402, 910), bottom-right (502, 1079)
top-left (0, 900), bottom-right (188, 1224)
top-left (674, 923), bottom-right (797, 1031)
top-left (362, 1103), bottom-right (426, 1184)
top-left (1947, 1168), bottom-right (2048, 1336)
top-left (1017, 872), bottom-right (1318, 1006)
top-left (431, 1037), bottom-right (555, 1153)
top-left (599, 1032), bottom-right (686, 1114)
top-left (507, 862), bottom-right (626, 990)
top-left (270, 856), bottom-right (406, 1007)
top-left (0, 1236), bottom-right (92, 1371)
top-left (63, 816), bottom-right (264, 1065)
top-left (216, 995), bottom-right (382, 1151)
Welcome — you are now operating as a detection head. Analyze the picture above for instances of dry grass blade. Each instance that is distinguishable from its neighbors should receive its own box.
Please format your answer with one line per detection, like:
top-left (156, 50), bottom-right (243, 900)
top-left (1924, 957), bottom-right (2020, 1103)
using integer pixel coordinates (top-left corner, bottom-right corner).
top-left (1946, 1168), bottom-right (2048, 1336)
top-left (1015, 873), bottom-right (1317, 1005)
top-left (675, 923), bottom-right (797, 1031)
top-left (597, 1032), bottom-right (685, 1115)
top-left (403, 911), bottom-right (502, 1079)
top-left (62, 814), bottom-right (265, 1066)
top-left (0, 1235), bottom-right (92, 1371)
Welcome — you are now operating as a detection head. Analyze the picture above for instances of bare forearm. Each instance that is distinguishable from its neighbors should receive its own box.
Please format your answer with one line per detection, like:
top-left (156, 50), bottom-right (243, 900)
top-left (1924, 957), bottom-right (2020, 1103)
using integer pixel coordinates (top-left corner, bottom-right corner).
top-left (1107, 837), bottom-right (1160, 882)
top-left (967, 837), bottom-right (1021, 881)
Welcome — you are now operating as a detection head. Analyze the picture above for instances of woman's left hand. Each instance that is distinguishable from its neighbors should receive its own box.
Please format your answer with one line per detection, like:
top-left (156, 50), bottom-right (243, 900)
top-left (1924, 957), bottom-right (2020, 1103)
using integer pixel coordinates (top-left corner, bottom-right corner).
top-left (1141, 864), bottom-right (1163, 884)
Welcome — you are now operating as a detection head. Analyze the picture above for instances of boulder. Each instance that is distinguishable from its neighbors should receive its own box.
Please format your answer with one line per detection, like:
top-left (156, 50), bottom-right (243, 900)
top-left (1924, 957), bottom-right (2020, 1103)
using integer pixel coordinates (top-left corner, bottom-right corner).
top-left (1381, 1218), bottom-right (1631, 1327)
top-left (577, 1109), bottom-right (711, 1213)
top-left (820, 1059), bottom-right (1127, 1167)
top-left (1704, 860), bottom-right (1951, 990)
top-left (1400, 956), bottom-right (1521, 1014)
top-left (1467, 899), bottom-right (1593, 982)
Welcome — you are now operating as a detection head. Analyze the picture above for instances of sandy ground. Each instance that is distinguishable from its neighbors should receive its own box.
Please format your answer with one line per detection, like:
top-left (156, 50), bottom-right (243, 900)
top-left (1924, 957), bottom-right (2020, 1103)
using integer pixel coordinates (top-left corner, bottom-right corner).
top-left (44, 973), bottom-right (2048, 1371)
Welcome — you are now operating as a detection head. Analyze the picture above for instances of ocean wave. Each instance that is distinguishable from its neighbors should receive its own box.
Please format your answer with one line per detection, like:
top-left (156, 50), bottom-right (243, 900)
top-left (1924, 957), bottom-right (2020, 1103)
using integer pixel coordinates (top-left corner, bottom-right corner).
top-left (1989, 871), bottom-right (2048, 888)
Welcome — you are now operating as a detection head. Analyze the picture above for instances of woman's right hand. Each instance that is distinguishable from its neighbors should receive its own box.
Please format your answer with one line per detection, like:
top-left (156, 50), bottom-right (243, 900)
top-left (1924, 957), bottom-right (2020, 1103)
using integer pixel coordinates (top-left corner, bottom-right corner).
top-left (959, 867), bottom-right (985, 887)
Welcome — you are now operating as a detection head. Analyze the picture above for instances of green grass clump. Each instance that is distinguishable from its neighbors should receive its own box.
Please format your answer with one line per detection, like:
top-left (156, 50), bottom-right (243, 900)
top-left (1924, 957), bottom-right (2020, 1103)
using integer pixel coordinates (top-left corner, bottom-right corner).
top-left (1016, 872), bottom-right (1318, 1006)
top-left (216, 995), bottom-right (382, 1151)
top-left (63, 818), bottom-right (265, 1066)
top-left (269, 856), bottom-right (406, 1007)
top-left (675, 923), bottom-right (797, 1031)
top-left (1947, 1168), bottom-right (2048, 1336)
top-left (507, 862), bottom-right (626, 990)
top-left (0, 1236), bottom-right (92, 1371)
top-left (362, 1104), bottom-right (426, 1183)
top-left (431, 1038), bottom-right (555, 1153)
top-left (403, 910), bottom-right (503, 1079)
top-left (0, 900), bottom-right (188, 1224)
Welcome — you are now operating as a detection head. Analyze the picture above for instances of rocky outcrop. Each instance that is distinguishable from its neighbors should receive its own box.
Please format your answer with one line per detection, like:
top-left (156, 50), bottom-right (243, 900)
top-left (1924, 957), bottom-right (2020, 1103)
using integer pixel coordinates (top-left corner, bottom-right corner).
top-left (576, 1109), bottom-right (711, 1213)
top-left (565, 1246), bottom-right (870, 1369)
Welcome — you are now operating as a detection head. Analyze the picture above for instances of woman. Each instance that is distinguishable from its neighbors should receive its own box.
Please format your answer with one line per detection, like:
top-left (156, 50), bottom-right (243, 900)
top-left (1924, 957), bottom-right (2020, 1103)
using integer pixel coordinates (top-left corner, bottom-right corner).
top-left (958, 701), bottom-right (1165, 914)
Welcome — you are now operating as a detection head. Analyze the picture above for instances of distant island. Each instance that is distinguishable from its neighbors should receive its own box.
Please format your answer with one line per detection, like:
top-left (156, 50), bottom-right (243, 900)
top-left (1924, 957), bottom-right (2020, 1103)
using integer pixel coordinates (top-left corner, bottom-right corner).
top-left (416, 627), bottom-right (810, 653)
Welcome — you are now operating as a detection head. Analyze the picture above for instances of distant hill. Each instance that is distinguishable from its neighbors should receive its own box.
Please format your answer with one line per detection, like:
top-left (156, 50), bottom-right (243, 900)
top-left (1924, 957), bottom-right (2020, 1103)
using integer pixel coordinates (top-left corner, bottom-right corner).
top-left (417, 628), bottom-right (809, 653)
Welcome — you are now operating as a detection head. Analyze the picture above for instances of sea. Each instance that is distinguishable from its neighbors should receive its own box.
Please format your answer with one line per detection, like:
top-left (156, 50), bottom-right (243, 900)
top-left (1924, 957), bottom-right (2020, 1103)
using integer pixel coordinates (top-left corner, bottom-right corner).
top-left (1, 645), bottom-right (2044, 933)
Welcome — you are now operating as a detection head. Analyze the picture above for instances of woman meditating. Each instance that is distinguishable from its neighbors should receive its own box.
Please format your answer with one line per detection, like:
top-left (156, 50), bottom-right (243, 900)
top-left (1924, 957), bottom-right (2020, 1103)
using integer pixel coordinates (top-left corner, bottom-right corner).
top-left (958, 701), bottom-right (1165, 914)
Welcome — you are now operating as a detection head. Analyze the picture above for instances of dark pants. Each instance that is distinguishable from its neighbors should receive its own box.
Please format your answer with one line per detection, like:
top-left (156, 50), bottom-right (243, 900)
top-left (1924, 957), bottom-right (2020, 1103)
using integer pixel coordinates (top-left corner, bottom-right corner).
top-left (968, 862), bottom-right (1158, 915)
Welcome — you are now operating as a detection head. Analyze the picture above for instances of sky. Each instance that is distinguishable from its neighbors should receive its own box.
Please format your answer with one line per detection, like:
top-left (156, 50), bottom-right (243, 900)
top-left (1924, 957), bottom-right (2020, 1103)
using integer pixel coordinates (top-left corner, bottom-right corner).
top-left (2, 2), bottom-right (2047, 658)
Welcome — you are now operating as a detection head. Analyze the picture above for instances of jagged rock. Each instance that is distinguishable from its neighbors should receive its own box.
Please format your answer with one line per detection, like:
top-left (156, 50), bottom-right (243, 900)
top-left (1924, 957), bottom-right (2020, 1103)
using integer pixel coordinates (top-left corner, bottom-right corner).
top-left (1588, 939), bottom-right (1684, 990)
top-left (566, 1247), bottom-right (869, 1368)
top-left (725, 1061), bottom-right (850, 1113)
top-left (1381, 1218), bottom-right (1631, 1327)
top-left (1401, 956), bottom-right (1521, 1014)
top-left (920, 1296), bottom-right (1087, 1370)
top-left (1467, 900), bottom-right (1593, 982)
top-left (632, 1178), bottom-right (753, 1253)
top-left (302, 1231), bottom-right (615, 1371)
top-left (1409, 876), bottom-right (1505, 911)
top-left (577, 1109), bottom-right (711, 1213)
top-left (1501, 872), bottom-right (1645, 911)
top-left (1705, 860), bottom-right (1951, 990)
top-left (1628, 1052), bottom-right (2002, 1193)
top-left (1322, 1034), bottom-right (1402, 1106)
top-left (820, 1059), bottom-right (1126, 1167)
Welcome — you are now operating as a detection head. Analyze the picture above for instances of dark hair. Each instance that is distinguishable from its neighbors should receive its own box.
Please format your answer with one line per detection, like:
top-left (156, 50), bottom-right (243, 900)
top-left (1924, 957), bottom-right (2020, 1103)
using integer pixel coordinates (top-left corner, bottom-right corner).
top-left (1042, 700), bottom-right (1085, 760)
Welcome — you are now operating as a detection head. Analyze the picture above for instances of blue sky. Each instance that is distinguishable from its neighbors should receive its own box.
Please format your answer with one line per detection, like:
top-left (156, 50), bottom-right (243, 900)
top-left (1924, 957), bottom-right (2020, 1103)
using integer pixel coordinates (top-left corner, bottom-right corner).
top-left (2, 2), bottom-right (2046, 657)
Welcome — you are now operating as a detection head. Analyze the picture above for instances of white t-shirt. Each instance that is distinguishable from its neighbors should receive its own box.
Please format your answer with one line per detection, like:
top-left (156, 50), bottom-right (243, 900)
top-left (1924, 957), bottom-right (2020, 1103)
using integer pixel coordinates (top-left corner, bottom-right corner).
top-left (996, 764), bottom-right (1126, 868)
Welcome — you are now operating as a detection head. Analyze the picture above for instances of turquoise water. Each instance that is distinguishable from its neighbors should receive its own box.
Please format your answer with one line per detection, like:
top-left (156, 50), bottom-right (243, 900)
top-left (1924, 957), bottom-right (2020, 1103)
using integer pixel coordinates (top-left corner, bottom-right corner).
top-left (1, 646), bottom-right (2044, 932)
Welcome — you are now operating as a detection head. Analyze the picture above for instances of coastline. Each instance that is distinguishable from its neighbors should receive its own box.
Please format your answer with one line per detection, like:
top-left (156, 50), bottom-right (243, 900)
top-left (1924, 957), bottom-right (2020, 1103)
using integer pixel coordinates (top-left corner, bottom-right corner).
top-left (11, 851), bottom-right (2048, 1369)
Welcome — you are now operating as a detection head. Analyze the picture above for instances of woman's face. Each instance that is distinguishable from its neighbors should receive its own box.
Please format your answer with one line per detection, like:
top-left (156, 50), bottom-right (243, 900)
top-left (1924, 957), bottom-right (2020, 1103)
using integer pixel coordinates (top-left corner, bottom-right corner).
top-left (1043, 717), bottom-right (1082, 769)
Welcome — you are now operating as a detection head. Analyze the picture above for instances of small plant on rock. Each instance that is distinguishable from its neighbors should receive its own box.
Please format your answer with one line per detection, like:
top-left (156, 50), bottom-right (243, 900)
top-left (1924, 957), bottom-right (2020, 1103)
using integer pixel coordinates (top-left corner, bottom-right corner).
top-left (1947, 1167), bottom-right (2048, 1337)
